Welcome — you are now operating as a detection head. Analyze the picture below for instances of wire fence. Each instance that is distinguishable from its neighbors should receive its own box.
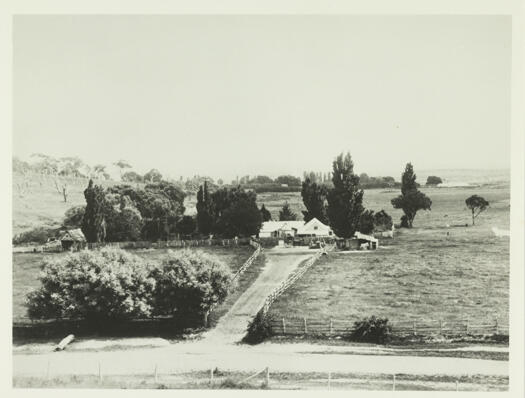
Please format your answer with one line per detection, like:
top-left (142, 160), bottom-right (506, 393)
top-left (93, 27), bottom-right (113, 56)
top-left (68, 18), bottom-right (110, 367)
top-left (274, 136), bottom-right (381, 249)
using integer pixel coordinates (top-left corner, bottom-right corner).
top-left (21, 363), bottom-right (508, 391)
top-left (266, 316), bottom-right (508, 337)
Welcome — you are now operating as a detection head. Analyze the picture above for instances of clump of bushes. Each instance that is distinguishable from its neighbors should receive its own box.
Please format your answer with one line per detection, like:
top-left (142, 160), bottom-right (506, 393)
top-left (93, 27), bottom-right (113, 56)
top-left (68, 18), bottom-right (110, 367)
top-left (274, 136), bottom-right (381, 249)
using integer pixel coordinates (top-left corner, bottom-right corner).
top-left (242, 310), bottom-right (273, 344)
top-left (151, 250), bottom-right (234, 317)
top-left (26, 248), bottom-right (233, 322)
top-left (13, 226), bottom-right (60, 245)
top-left (348, 316), bottom-right (392, 344)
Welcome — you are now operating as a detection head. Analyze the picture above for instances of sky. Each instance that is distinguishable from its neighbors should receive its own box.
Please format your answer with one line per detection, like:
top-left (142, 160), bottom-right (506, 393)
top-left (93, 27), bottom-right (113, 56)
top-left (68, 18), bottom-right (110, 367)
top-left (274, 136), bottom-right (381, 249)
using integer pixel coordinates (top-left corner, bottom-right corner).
top-left (13, 15), bottom-right (511, 181)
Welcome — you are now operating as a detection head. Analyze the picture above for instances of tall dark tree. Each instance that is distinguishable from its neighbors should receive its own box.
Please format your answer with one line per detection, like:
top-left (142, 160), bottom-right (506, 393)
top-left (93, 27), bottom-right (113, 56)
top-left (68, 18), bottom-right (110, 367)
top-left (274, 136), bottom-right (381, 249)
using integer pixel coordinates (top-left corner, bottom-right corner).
top-left (260, 204), bottom-right (272, 222)
top-left (301, 177), bottom-right (328, 223)
top-left (465, 195), bottom-right (489, 225)
top-left (358, 210), bottom-right (375, 234)
top-left (177, 215), bottom-right (197, 238)
top-left (401, 163), bottom-right (418, 195)
top-left (391, 163), bottom-right (432, 228)
top-left (196, 181), bottom-right (214, 236)
top-left (326, 152), bottom-right (365, 238)
top-left (81, 180), bottom-right (107, 243)
top-left (220, 197), bottom-right (262, 238)
top-left (279, 202), bottom-right (297, 221)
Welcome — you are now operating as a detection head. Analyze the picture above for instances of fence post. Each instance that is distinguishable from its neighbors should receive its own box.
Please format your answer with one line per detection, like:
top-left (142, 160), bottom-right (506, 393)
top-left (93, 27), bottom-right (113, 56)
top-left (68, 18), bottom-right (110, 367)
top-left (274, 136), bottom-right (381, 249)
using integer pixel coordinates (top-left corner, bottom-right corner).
top-left (282, 318), bottom-right (286, 334)
top-left (210, 368), bottom-right (214, 384)
top-left (392, 374), bottom-right (396, 391)
top-left (329, 318), bottom-right (333, 335)
top-left (439, 319), bottom-right (443, 335)
top-left (466, 320), bottom-right (469, 334)
top-left (303, 318), bottom-right (308, 334)
top-left (413, 321), bottom-right (416, 336)
top-left (154, 364), bottom-right (158, 382)
top-left (456, 380), bottom-right (459, 391)
top-left (265, 367), bottom-right (270, 386)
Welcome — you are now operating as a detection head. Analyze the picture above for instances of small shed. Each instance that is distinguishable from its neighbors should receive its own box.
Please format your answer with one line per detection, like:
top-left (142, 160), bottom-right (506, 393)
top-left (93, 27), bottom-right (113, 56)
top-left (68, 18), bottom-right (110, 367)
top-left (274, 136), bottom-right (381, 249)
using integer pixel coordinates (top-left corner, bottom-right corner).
top-left (59, 229), bottom-right (87, 251)
top-left (354, 232), bottom-right (379, 249)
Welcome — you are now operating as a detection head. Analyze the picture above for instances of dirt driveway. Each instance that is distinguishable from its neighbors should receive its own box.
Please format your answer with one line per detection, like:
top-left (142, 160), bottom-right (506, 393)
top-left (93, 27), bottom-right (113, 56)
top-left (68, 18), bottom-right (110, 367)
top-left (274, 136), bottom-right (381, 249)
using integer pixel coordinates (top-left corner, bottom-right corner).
top-left (203, 246), bottom-right (315, 343)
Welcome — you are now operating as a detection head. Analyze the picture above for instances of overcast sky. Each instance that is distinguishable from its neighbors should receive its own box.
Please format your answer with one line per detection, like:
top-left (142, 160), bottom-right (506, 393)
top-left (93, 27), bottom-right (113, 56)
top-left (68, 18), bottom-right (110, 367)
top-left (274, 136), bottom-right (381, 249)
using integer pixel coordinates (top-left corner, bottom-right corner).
top-left (13, 15), bottom-right (510, 180)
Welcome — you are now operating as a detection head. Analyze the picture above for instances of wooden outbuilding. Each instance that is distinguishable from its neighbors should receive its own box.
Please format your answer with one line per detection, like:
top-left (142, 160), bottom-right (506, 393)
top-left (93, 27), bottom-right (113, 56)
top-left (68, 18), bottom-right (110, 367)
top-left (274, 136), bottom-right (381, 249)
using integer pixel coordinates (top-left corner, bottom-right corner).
top-left (59, 229), bottom-right (87, 251)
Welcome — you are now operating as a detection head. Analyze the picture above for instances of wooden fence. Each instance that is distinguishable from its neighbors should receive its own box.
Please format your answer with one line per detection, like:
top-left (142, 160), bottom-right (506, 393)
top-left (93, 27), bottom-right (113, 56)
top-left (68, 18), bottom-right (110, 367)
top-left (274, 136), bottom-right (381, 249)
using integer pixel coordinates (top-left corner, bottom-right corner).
top-left (232, 241), bottom-right (262, 282)
top-left (267, 316), bottom-right (508, 337)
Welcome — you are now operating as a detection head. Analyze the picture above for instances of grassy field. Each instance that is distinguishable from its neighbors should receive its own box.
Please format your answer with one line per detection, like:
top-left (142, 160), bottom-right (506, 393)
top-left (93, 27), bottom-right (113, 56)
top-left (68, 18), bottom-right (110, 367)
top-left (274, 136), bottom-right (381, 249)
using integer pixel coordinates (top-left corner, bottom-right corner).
top-left (268, 186), bottom-right (510, 329)
top-left (12, 246), bottom-right (258, 322)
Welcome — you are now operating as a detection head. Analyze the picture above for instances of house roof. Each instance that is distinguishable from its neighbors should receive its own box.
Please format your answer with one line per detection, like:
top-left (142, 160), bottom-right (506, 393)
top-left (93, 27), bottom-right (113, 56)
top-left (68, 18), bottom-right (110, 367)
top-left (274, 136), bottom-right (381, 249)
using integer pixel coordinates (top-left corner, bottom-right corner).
top-left (60, 228), bottom-right (86, 242)
top-left (260, 220), bottom-right (305, 234)
top-left (295, 217), bottom-right (332, 235)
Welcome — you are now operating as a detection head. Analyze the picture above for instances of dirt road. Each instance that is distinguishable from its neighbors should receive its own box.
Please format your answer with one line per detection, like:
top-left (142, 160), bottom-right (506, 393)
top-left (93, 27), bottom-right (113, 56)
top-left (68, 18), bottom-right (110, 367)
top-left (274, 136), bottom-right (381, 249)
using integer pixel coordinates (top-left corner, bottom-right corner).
top-left (203, 246), bottom-right (314, 343)
top-left (13, 341), bottom-right (508, 378)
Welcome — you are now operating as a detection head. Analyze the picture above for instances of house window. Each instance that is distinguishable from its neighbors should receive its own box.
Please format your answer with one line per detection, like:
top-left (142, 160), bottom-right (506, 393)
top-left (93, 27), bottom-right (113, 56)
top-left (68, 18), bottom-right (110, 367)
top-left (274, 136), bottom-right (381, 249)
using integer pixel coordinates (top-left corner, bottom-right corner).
top-left (314, 226), bottom-right (318, 230)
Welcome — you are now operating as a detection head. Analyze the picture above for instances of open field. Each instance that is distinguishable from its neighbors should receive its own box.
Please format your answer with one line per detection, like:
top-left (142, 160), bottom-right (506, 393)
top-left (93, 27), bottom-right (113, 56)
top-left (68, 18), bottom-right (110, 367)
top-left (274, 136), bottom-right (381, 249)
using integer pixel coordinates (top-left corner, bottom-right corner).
top-left (268, 186), bottom-right (510, 330)
top-left (12, 246), bottom-right (258, 322)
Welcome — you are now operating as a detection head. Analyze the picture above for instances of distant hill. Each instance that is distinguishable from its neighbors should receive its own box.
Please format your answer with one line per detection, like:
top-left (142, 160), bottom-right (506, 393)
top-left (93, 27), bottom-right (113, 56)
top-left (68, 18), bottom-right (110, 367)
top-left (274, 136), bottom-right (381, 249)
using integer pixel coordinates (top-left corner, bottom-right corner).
top-left (12, 172), bottom-right (121, 235)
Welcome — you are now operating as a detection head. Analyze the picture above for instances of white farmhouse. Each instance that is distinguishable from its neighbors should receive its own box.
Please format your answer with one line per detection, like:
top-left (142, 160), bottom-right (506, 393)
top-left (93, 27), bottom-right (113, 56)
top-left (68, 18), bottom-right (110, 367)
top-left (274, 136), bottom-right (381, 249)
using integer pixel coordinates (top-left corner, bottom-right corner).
top-left (258, 220), bottom-right (305, 238)
top-left (259, 217), bottom-right (333, 238)
top-left (295, 217), bottom-right (334, 238)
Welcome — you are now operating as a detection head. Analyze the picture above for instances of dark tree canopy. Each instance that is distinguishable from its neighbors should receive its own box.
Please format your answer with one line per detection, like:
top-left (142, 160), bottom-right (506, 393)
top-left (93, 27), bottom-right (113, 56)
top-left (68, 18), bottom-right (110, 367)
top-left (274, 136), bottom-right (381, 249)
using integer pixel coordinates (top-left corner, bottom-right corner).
top-left (196, 181), bottom-right (214, 236)
top-left (63, 205), bottom-right (86, 229)
top-left (465, 195), bottom-right (489, 225)
top-left (326, 152), bottom-right (365, 238)
top-left (358, 210), bottom-right (375, 235)
top-left (103, 182), bottom-right (185, 241)
top-left (81, 180), bottom-right (108, 243)
top-left (144, 169), bottom-right (163, 183)
top-left (373, 210), bottom-right (393, 231)
top-left (260, 204), bottom-right (272, 222)
top-left (279, 202), bottom-right (297, 221)
top-left (220, 196), bottom-right (262, 238)
top-left (401, 163), bottom-right (418, 195)
top-left (426, 176), bottom-right (443, 186)
top-left (301, 177), bottom-right (328, 223)
top-left (249, 175), bottom-right (274, 185)
top-left (122, 171), bottom-right (144, 183)
top-left (391, 164), bottom-right (432, 228)
top-left (275, 175), bottom-right (302, 186)
top-left (196, 185), bottom-right (263, 238)
top-left (177, 215), bottom-right (197, 238)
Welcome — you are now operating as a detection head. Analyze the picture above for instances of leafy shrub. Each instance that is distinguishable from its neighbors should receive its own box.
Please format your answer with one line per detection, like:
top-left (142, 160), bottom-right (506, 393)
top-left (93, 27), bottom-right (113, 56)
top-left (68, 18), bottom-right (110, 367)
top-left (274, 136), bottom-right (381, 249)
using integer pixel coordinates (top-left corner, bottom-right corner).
top-left (151, 250), bottom-right (234, 317)
top-left (349, 316), bottom-right (392, 344)
top-left (13, 226), bottom-right (59, 245)
top-left (27, 248), bottom-right (157, 321)
top-left (242, 310), bottom-right (273, 344)
top-left (63, 205), bottom-right (85, 229)
top-left (373, 210), bottom-right (393, 231)
top-left (358, 210), bottom-right (375, 234)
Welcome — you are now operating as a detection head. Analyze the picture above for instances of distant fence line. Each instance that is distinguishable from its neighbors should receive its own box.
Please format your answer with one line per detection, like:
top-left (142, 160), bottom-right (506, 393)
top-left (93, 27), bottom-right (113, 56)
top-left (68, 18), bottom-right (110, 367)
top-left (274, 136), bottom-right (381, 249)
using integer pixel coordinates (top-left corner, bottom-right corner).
top-left (87, 237), bottom-right (257, 250)
top-left (14, 237), bottom-right (268, 253)
top-left (267, 316), bottom-right (509, 338)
